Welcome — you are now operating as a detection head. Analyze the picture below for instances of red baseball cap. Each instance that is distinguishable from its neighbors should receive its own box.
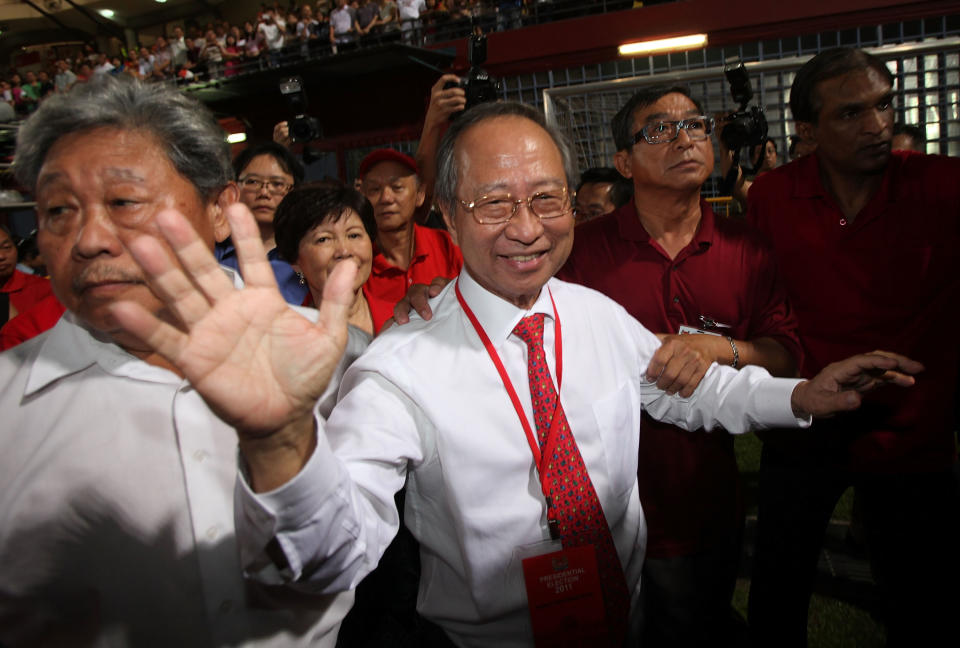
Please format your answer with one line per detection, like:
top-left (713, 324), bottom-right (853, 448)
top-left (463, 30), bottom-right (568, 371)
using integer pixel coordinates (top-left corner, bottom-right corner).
top-left (358, 149), bottom-right (419, 178)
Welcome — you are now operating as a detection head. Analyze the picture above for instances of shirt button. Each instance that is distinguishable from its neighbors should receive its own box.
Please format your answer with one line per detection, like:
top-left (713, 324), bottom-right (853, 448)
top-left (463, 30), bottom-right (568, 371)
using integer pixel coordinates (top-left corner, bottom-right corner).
top-left (206, 525), bottom-right (220, 540)
top-left (193, 450), bottom-right (207, 463)
top-left (673, 296), bottom-right (679, 303)
top-left (219, 599), bottom-right (233, 614)
top-left (839, 218), bottom-right (847, 226)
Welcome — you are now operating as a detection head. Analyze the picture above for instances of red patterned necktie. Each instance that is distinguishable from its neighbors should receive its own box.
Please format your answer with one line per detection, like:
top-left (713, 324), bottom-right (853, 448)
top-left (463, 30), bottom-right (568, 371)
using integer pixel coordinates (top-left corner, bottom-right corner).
top-left (513, 313), bottom-right (630, 644)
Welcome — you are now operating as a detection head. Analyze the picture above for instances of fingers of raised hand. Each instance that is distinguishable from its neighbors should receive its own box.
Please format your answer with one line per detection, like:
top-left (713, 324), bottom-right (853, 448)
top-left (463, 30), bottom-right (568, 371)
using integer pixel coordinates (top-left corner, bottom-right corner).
top-left (108, 299), bottom-right (191, 365)
top-left (223, 203), bottom-right (279, 290)
top-left (125, 232), bottom-right (211, 329)
top-left (315, 258), bottom-right (356, 345)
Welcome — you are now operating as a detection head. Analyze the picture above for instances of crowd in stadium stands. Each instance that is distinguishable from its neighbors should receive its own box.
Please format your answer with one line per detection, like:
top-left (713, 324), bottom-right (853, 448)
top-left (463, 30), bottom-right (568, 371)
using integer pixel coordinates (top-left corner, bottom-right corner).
top-left (0, 0), bottom-right (644, 117)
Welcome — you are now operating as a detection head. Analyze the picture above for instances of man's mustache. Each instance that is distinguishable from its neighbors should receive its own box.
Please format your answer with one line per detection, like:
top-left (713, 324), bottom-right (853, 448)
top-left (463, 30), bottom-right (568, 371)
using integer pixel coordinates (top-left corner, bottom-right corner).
top-left (71, 264), bottom-right (145, 293)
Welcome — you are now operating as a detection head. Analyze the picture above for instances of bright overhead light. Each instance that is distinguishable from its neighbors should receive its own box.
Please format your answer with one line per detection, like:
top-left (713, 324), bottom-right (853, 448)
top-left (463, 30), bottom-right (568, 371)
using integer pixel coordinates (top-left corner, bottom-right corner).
top-left (98, 9), bottom-right (115, 18)
top-left (618, 33), bottom-right (708, 56)
top-left (155, 0), bottom-right (167, 3)
top-left (226, 132), bottom-right (247, 144)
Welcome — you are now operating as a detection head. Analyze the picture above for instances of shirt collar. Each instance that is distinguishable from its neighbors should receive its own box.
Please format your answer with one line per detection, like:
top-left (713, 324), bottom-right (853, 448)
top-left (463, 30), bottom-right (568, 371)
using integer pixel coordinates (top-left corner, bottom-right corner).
top-left (23, 266), bottom-right (242, 396)
top-left (614, 198), bottom-right (714, 253)
top-left (791, 150), bottom-right (897, 210)
top-left (792, 152), bottom-right (827, 199)
top-left (1, 268), bottom-right (28, 293)
top-left (372, 224), bottom-right (428, 273)
top-left (24, 312), bottom-right (184, 396)
top-left (456, 267), bottom-right (555, 346)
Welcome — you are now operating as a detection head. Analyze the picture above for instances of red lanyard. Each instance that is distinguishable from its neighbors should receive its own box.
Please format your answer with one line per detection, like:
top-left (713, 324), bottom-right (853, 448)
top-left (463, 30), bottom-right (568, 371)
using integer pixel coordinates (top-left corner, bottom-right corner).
top-left (455, 280), bottom-right (563, 471)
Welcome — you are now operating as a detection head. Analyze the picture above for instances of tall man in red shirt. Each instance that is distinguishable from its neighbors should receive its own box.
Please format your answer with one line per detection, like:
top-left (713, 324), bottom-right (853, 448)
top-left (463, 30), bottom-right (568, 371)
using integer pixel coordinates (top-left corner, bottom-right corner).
top-left (559, 86), bottom-right (802, 647)
top-left (358, 149), bottom-right (462, 332)
top-left (746, 48), bottom-right (960, 647)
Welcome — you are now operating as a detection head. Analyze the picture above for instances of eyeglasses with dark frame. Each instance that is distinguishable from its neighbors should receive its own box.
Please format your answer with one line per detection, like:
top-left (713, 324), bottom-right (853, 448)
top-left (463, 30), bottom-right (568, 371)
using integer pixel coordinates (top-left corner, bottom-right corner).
top-left (238, 175), bottom-right (293, 195)
top-left (458, 186), bottom-right (574, 225)
top-left (633, 116), bottom-right (715, 145)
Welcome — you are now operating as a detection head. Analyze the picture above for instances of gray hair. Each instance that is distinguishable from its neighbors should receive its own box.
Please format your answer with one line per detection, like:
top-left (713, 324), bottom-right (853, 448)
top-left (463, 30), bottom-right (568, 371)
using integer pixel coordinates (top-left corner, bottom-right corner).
top-left (15, 76), bottom-right (233, 200)
top-left (434, 101), bottom-right (579, 212)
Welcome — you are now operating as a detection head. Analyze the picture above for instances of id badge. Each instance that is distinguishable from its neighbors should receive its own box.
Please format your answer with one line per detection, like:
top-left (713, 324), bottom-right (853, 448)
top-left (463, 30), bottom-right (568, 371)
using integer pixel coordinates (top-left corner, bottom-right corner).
top-left (678, 324), bottom-right (721, 336)
top-left (519, 542), bottom-right (608, 646)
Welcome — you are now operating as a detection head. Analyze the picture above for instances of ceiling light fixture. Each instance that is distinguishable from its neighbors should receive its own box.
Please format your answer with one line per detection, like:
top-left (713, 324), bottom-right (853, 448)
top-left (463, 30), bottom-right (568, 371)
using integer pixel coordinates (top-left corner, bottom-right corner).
top-left (226, 132), bottom-right (247, 144)
top-left (618, 33), bottom-right (708, 57)
top-left (98, 9), bottom-right (115, 18)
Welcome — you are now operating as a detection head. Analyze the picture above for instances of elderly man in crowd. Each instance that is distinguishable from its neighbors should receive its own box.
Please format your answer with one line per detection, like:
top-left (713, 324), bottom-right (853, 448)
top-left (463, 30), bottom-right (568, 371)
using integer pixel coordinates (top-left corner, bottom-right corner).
top-left (558, 85), bottom-right (801, 647)
top-left (746, 47), bottom-right (960, 647)
top-left (0, 77), bottom-right (352, 645)
top-left (109, 100), bottom-right (918, 647)
top-left (358, 147), bottom-right (462, 332)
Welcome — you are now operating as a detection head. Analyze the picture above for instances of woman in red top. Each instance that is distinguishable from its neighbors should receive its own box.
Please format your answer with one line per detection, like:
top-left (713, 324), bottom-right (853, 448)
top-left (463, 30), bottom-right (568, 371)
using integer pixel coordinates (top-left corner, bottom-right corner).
top-left (0, 225), bottom-right (54, 328)
top-left (274, 181), bottom-right (392, 336)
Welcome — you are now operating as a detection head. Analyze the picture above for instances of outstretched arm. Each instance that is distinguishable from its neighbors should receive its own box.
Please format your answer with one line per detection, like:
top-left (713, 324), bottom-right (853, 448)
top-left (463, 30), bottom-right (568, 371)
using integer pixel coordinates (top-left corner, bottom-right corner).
top-left (109, 203), bottom-right (357, 491)
top-left (790, 351), bottom-right (922, 418)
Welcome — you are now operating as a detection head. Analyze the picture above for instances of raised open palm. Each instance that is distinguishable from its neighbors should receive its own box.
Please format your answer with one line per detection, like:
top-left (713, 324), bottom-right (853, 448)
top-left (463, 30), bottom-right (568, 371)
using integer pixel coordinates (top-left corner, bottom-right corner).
top-left (109, 203), bottom-right (356, 438)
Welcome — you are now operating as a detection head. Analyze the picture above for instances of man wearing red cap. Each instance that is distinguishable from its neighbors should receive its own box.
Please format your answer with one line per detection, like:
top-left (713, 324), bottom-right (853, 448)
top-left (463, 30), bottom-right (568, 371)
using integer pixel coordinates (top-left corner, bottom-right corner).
top-left (358, 148), bottom-right (462, 332)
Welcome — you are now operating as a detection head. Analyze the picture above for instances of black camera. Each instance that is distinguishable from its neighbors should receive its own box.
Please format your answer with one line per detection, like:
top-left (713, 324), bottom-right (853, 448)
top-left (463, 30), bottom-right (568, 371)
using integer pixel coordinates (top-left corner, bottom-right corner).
top-left (278, 76), bottom-right (322, 143)
top-left (444, 32), bottom-right (500, 120)
top-left (719, 59), bottom-right (768, 155)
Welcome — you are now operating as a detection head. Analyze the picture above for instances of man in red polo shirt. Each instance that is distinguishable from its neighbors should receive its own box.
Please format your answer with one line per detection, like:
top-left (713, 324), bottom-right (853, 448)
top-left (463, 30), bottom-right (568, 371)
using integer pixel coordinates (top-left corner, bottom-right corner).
top-left (358, 149), bottom-right (462, 332)
top-left (558, 85), bottom-right (802, 647)
top-left (746, 48), bottom-right (960, 646)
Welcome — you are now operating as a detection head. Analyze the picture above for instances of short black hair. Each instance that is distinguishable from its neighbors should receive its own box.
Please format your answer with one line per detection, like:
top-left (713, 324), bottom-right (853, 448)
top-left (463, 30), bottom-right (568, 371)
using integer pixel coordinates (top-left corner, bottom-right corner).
top-left (611, 85), bottom-right (705, 151)
top-left (274, 181), bottom-right (377, 264)
top-left (232, 141), bottom-right (305, 184)
top-left (790, 48), bottom-right (894, 124)
top-left (577, 167), bottom-right (633, 208)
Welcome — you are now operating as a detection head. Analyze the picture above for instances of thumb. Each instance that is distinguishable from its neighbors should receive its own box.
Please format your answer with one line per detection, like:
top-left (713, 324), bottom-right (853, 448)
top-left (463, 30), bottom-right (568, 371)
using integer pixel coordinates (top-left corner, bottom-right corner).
top-left (317, 259), bottom-right (358, 338)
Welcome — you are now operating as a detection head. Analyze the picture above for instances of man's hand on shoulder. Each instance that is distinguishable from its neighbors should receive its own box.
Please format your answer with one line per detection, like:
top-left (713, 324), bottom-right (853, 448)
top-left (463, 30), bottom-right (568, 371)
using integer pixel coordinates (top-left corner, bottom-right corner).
top-left (392, 276), bottom-right (451, 325)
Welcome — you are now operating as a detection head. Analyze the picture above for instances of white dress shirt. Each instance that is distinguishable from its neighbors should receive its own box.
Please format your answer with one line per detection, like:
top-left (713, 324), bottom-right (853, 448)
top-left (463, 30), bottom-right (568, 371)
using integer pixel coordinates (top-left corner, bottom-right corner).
top-left (0, 309), bottom-right (366, 646)
top-left (238, 271), bottom-right (805, 647)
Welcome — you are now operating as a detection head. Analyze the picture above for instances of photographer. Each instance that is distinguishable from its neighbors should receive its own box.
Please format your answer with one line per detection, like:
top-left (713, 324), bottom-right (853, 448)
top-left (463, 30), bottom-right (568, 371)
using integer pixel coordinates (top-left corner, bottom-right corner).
top-left (716, 118), bottom-right (777, 209)
top-left (415, 38), bottom-right (498, 224)
top-left (415, 73), bottom-right (467, 225)
top-left (715, 61), bottom-right (771, 210)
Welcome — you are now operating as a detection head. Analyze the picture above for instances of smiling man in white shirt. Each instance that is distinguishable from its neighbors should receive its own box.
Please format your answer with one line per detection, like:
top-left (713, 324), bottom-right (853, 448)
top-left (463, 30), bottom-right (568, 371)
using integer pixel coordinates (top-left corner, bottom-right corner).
top-left (109, 101), bottom-right (922, 647)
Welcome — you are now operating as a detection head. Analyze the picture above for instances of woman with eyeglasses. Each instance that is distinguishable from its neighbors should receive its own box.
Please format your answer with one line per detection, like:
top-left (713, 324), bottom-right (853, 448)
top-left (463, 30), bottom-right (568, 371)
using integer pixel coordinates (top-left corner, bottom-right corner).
top-left (215, 141), bottom-right (309, 303)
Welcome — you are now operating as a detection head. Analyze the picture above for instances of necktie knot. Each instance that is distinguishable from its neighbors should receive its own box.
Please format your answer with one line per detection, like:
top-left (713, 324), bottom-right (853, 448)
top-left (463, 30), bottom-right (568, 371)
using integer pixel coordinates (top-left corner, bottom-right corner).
top-left (513, 314), bottom-right (545, 347)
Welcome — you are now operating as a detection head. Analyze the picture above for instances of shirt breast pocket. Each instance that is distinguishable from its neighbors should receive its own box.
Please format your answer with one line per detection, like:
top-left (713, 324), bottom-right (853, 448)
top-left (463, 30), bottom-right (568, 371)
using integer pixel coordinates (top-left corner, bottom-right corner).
top-left (589, 378), bottom-right (641, 497)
